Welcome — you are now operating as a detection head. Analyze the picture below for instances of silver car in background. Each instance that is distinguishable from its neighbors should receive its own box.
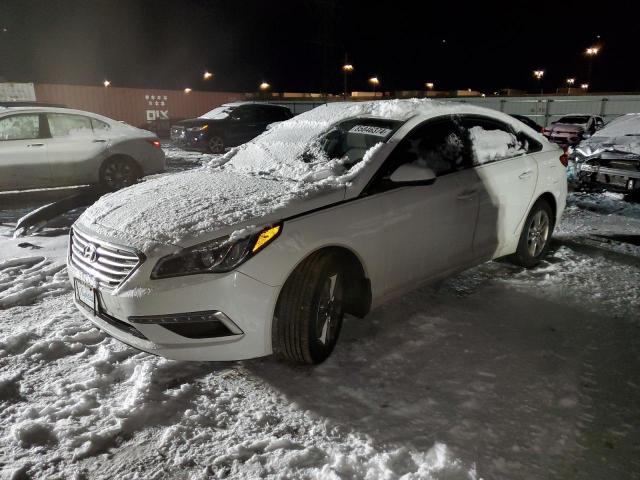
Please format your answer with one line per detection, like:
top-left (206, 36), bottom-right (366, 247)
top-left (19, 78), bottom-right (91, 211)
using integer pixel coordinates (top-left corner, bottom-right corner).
top-left (0, 107), bottom-right (165, 192)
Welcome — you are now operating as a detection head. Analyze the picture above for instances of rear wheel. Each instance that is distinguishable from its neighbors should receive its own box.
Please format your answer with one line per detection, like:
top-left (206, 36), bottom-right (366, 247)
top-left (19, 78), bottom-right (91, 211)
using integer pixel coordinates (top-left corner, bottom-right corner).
top-left (207, 136), bottom-right (225, 154)
top-left (272, 252), bottom-right (344, 364)
top-left (99, 157), bottom-right (141, 191)
top-left (510, 199), bottom-right (554, 268)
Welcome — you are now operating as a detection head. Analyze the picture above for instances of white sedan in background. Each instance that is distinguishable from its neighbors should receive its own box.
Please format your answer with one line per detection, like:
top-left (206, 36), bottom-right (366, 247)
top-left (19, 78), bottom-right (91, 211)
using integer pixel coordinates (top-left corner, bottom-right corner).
top-left (0, 106), bottom-right (165, 192)
top-left (68, 100), bottom-right (567, 364)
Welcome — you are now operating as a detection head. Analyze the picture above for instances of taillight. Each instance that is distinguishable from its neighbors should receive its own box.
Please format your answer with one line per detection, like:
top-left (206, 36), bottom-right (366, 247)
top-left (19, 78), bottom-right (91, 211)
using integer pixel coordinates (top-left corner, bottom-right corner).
top-left (147, 139), bottom-right (161, 149)
top-left (559, 147), bottom-right (569, 167)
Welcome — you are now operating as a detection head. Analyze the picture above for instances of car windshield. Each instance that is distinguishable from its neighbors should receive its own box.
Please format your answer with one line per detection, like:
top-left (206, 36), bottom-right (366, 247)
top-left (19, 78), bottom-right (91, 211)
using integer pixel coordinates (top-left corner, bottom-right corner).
top-left (558, 116), bottom-right (590, 124)
top-left (199, 106), bottom-right (234, 120)
top-left (304, 118), bottom-right (401, 168)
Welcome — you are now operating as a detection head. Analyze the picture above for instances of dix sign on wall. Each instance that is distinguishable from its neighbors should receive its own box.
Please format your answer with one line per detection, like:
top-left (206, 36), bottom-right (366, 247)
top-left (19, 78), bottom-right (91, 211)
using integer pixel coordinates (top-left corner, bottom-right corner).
top-left (145, 94), bottom-right (169, 121)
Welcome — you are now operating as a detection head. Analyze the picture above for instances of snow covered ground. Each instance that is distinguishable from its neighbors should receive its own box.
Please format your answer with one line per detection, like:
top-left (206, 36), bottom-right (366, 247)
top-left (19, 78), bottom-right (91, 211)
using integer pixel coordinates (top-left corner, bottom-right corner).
top-left (1, 153), bottom-right (639, 478)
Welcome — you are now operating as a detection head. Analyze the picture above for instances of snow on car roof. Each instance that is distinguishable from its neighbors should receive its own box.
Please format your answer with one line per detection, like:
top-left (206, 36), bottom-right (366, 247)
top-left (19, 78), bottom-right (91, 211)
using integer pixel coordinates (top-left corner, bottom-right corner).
top-left (78, 99), bottom-right (531, 247)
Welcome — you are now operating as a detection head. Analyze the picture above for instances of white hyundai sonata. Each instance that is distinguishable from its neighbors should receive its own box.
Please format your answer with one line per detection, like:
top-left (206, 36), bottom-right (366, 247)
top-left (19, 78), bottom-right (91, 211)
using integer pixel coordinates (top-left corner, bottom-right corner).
top-left (68, 100), bottom-right (567, 364)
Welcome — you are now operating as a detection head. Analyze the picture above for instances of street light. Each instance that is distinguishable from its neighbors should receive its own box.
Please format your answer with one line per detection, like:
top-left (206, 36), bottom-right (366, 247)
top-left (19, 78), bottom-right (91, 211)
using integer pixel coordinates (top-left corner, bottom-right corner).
top-left (585, 46), bottom-right (600, 88)
top-left (533, 70), bottom-right (544, 94)
top-left (425, 82), bottom-right (434, 90)
top-left (203, 71), bottom-right (214, 80)
top-left (103, 80), bottom-right (111, 87)
top-left (184, 87), bottom-right (192, 93)
top-left (368, 77), bottom-right (380, 97)
top-left (581, 83), bottom-right (589, 91)
top-left (566, 78), bottom-right (575, 85)
top-left (342, 60), bottom-right (354, 100)
top-left (259, 82), bottom-right (270, 91)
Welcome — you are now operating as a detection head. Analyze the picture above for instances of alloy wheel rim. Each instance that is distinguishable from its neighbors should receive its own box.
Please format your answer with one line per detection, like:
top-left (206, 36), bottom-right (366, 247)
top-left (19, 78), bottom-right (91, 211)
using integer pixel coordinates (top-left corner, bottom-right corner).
top-left (527, 210), bottom-right (550, 257)
top-left (104, 162), bottom-right (134, 189)
top-left (209, 137), bottom-right (224, 153)
top-left (316, 273), bottom-right (342, 346)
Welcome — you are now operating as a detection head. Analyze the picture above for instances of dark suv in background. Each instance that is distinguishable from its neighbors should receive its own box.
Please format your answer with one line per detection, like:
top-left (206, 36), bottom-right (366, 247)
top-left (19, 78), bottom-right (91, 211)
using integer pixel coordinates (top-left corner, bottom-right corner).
top-left (170, 102), bottom-right (293, 153)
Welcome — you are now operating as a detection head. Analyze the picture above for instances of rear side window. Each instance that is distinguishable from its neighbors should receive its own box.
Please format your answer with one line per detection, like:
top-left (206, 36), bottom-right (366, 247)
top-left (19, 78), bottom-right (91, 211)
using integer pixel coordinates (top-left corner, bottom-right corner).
top-left (47, 113), bottom-right (93, 138)
top-left (91, 118), bottom-right (110, 131)
top-left (0, 114), bottom-right (40, 140)
top-left (462, 116), bottom-right (527, 165)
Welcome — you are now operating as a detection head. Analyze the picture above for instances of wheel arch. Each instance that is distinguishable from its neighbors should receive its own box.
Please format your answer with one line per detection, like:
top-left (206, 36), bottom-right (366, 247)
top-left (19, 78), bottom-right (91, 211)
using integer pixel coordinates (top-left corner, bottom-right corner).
top-left (535, 191), bottom-right (558, 226)
top-left (277, 245), bottom-right (372, 319)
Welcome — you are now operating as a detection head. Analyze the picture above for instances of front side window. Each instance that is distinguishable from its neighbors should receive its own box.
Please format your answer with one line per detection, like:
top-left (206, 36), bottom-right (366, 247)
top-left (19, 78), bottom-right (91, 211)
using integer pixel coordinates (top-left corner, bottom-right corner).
top-left (462, 117), bottom-right (527, 165)
top-left (47, 113), bottom-right (93, 138)
top-left (0, 114), bottom-right (40, 141)
top-left (380, 117), bottom-right (471, 179)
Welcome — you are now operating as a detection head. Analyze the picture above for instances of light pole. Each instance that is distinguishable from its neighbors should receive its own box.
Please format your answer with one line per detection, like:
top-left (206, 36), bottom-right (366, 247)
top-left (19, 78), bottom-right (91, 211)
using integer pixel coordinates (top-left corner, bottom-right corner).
top-left (533, 70), bottom-right (544, 94)
top-left (368, 76), bottom-right (380, 97)
top-left (342, 57), bottom-right (354, 100)
top-left (203, 71), bottom-right (214, 80)
top-left (259, 82), bottom-right (270, 100)
top-left (425, 82), bottom-right (434, 96)
top-left (581, 83), bottom-right (589, 92)
top-left (566, 78), bottom-right (575, 94)
top-left (103, 80), bottom-right (111, 87)
top-left (585, 46), bottom-right (599, 89)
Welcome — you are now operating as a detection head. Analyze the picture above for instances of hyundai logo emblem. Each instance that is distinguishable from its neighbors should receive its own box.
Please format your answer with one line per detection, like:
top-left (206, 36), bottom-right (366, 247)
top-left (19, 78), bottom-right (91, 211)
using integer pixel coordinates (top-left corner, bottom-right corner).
top-left (82, 244), bottom-right (98, 263)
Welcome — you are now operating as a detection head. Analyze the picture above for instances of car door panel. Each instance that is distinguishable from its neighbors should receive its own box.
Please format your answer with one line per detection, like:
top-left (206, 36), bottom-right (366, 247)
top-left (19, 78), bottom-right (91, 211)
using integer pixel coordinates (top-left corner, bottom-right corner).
top-left (0, 113), bottom-right (53, 191)
top-left (44, 113), bottom-right (108, 187)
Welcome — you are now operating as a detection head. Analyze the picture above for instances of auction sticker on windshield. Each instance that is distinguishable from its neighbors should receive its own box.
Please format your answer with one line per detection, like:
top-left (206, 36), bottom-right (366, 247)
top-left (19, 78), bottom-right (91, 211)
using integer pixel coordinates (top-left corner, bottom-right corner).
top-left (349, 125), bottom-right (392, 137)
top-left (75, 280), bottom-right (96, 313)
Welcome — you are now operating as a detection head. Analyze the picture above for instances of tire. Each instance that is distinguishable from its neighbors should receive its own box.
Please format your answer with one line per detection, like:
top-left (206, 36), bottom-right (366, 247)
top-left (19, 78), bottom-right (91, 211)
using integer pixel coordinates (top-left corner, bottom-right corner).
top-left (272, 251), bottom-right (344, 364)
top-left (99, 157), bottom-right (142, 191)
top-left (510, 199), bottom-right (555, 268)
top-left (207, 136), bottom-right (225, 154)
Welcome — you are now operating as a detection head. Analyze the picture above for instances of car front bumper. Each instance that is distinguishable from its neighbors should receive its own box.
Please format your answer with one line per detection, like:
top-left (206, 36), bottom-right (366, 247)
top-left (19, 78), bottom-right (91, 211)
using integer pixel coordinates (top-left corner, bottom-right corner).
top-left (68, 259), bottom-right (280, 361)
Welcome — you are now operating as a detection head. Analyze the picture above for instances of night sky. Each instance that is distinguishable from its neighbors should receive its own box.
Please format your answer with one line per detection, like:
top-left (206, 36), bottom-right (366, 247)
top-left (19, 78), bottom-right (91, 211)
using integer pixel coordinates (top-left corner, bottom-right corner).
top-left (1, 0), bottom-right (639, 94)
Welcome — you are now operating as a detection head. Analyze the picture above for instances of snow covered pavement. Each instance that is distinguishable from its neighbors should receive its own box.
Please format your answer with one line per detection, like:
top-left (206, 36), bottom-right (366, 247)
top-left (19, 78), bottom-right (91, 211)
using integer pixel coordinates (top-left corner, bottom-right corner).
top-left (1, 189), bottom-right (639, 479)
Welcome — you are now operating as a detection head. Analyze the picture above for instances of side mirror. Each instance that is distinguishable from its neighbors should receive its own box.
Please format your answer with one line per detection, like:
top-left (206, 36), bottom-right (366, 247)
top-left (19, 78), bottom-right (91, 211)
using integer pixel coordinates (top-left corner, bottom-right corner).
top-left (390, 163), bottom-right (436, 184)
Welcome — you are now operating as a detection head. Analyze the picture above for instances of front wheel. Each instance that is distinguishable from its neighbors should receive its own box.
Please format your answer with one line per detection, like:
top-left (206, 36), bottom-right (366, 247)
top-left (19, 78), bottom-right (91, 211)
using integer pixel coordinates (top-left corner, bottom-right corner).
top-left (509, 199), bottom-right (554, 268)
top-left (272, 252), bottom-right (344, 364)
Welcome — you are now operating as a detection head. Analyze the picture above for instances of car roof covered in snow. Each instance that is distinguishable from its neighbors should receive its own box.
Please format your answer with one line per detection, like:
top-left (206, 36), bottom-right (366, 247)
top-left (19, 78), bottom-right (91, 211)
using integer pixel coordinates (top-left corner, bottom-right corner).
top-left (595, 113), bottom-right (640, 137)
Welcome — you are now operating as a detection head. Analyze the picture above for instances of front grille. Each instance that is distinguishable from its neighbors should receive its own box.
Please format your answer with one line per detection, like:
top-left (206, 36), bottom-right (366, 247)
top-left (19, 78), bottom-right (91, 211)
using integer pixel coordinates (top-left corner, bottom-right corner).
top-left (70, 228), bottom-right (142, 290)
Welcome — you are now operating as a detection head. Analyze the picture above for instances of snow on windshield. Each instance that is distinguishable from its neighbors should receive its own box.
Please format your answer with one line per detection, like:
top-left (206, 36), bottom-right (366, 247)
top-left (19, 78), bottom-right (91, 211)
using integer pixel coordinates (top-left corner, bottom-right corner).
top-left (469, 126), bottom-right (525, 165)
top-left (199, 106), bottom-right (231, 120)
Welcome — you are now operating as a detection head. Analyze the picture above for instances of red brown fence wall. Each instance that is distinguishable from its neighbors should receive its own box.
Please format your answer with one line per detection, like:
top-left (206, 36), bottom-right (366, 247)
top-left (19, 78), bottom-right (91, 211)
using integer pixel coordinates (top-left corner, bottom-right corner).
top-left (34, 83), bottom-right (245, 129)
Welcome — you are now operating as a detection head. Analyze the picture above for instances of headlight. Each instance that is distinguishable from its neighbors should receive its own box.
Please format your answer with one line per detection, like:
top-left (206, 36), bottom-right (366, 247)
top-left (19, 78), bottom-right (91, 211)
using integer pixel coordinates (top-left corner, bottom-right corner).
top-left (187, 125), bottom-right (209, 132)
top-left (151, 224), bottom-right (282, 279)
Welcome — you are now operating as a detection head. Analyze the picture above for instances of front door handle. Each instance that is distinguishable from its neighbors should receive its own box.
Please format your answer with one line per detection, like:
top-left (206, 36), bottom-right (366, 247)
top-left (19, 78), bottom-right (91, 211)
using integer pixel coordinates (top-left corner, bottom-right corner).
top-left (27, 143), bottom-right (44, 147)
top-left (92, 139), bottom-right (107, 143)
top-left (519, 170), bottom-right (533, 179)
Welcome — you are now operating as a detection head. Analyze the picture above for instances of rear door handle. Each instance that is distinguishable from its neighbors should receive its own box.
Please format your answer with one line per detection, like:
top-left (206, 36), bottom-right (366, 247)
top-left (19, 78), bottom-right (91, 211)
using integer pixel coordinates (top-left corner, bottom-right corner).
top-left (92, 139), bottom-right (107, 143)
top-left (27, 143), bottom-right (44, 147)
top-left (457, 189), bottom-right (477, 200)
top-left (519, 170), bottom-right (533, 179)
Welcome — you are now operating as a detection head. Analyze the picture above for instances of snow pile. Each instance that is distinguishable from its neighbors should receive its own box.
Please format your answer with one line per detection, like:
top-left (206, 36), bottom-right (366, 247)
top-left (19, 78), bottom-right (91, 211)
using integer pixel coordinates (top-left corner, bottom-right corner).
top-left (468, 126), bottom-right (524, 165)
top-left (0, 256), bottom-right (71, 308)
top-left (0, 295), bottom-right (473, 479)
top-left (577, 113), bottom-right (640, 157)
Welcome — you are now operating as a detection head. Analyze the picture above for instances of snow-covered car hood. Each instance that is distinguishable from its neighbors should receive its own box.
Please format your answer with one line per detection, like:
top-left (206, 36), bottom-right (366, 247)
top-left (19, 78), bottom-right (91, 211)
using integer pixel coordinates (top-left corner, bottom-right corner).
top-left (76, 168), bottom-right (347, 250)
